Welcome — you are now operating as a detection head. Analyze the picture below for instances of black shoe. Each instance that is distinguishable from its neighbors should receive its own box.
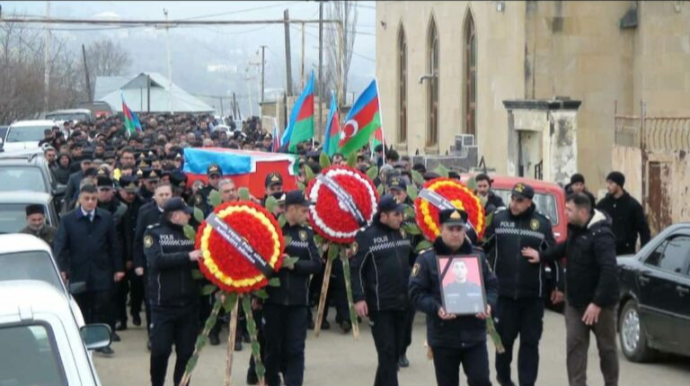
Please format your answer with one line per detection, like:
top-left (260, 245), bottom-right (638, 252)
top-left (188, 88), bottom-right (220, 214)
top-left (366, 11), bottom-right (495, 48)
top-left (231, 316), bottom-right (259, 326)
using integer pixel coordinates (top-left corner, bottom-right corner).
top-left (247, 371), bottom-right (259, 385)
top-left (340, 320), bottom-right (352, 334)
top-left (111, 332), bottom-right (121, 342)
top-left (308, 319), bottom-right (315, 330)
top-left (321, 320), bottom-right (330, 330)
top-left (234, 340), bottom-right (243, 351)
top-left (209, 333), bottom-right (220, 346)
top-left (97, 346), bottom-right (114, 355)
top-left (398, 354), bottom-right (410, 368)
top-left (147, 339), bottom-right (151, 351)
top-left (115, 321), bottom-right (127, 331)
top-left (132, 313), bottom-right (142, 327)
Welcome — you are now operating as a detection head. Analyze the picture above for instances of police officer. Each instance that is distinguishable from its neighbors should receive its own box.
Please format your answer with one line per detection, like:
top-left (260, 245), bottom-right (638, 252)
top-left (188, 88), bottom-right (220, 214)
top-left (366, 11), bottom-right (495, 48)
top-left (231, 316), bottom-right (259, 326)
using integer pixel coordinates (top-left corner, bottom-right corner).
top-left (189, 164), bottom-right (222, 215)
top-left (263, 172), bottom-right (283, 204)
top-left (482, 183), bottom-right (562, 386)
top-left (409, 209), bottom-right (498, 386)
top-left (263, 190), bottom-right (322, 386)
top-left (117, 175), bottom-right (145, 328)
top-left (144, 197), bottom-right (201, 386)
top-left (351, 194), bottom-right (414, 386)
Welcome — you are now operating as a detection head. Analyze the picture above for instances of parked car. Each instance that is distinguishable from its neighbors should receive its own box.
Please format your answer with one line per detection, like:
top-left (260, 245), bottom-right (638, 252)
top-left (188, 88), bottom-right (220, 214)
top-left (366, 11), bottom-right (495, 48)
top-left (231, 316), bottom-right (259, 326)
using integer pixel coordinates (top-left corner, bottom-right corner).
top-left (0, 234), bottom-right (84, 326)
top-left (3, 119), bottom-right (56, 152)
top-left (0, 280), bottom-right (109, 386)
top-left (0, 151), bottom-right (66, 212)
top-left (0, 192), bottom-right (59, 234)
top-left (77, 101), bottom-right (113, 118)
top-left (45, 108), bottom-right (93, 124)
top-left (0, 125), bottom-right (8, 148)
top-left (617, 223), bottom-right (690, 362)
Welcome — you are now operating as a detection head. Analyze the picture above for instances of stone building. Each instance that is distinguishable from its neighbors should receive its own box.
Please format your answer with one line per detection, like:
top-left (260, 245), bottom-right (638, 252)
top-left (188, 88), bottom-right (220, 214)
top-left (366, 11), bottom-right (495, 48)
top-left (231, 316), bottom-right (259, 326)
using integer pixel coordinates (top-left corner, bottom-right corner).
top-left (376, 1), bottom-right (690, 190)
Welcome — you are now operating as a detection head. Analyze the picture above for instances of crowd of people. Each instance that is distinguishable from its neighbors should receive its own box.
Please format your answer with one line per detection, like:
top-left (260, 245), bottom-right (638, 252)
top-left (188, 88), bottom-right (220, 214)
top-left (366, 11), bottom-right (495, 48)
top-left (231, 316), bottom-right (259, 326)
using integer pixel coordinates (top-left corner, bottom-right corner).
top-left (23, 110), bottom-right (652, 386)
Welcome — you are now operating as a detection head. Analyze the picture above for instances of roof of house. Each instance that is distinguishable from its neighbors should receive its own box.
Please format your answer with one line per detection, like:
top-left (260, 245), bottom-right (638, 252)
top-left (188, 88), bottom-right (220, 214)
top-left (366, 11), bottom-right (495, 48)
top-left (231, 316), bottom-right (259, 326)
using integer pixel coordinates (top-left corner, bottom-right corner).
top-left (95, 72), bottom-right (214, 114)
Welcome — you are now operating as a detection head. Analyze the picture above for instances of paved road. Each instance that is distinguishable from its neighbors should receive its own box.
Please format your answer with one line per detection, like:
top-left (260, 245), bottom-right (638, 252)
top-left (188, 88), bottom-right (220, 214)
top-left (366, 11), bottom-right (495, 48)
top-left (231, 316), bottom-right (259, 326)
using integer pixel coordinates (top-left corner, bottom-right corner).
top-left (95, 310), bottom-right (690, 386)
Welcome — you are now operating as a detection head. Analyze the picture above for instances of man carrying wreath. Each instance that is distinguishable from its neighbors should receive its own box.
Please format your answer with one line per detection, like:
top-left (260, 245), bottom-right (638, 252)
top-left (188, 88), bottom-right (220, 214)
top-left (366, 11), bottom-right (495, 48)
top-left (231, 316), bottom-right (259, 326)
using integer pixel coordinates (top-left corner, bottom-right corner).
top-left (409, 209), bottom-right (499, 386)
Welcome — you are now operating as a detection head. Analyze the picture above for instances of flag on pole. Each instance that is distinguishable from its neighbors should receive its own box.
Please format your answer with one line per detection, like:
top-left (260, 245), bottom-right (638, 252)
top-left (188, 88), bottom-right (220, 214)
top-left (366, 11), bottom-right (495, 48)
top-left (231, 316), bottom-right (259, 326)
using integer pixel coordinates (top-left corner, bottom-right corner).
top-left (281, 71), bottom-right (315, 152)
top-left (271, 119), bottom-right (280, 152)
top-left (121, 93), bottom-right (142, 136)
top-left (323, 91), bottom-right (341, 157)
top-left (338, 79), bottom-right (381, 157)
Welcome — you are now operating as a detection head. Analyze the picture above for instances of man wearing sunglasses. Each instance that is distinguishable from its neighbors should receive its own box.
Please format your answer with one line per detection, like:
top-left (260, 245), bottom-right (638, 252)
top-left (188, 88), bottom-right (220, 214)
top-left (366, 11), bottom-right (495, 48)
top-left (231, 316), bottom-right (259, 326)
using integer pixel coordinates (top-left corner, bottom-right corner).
top-left (482, 183), bottom-right (563, 386)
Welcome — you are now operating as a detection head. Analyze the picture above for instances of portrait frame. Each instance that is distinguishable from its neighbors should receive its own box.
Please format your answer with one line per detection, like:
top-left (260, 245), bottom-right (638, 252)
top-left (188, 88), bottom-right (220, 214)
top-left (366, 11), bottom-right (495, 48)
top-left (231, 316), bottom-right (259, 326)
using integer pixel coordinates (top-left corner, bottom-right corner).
top-left (436, 254), bottom-right (487, 316)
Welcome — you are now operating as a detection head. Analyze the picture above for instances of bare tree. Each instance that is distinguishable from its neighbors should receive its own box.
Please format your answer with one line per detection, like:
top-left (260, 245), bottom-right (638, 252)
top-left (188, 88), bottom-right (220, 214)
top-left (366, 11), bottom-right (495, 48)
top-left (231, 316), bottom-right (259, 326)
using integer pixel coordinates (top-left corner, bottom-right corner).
top-left (85, 38), bottom-right (131, 77)
top-left (325, 0), bottom-right (357, 106)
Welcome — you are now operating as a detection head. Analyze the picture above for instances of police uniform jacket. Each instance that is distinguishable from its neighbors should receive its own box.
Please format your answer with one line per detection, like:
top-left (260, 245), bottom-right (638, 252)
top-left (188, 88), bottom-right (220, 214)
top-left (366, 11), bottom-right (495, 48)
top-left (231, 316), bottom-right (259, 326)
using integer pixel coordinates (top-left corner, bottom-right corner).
top-left (266, 223), bottom-right (322, 306)
top-left (53, 207), bottom-right (123, 291)
top-left (189, 185), bottom-right (217, 216)
top-left (483, 204), bottom-right (561, 299)
top-left (409, 238), bottom-right (498, 349)
top-left (351, 217), bottom-right (414, 312)
top-left (134, 201), bottom-right (164, 269)
top-left (144, 219), bottom-right (199, 307)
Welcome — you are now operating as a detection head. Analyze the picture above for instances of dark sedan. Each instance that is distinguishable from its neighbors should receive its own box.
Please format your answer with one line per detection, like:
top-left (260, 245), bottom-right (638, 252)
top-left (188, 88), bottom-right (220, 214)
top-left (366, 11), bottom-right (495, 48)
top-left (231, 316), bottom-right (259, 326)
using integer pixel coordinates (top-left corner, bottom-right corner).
top-left (617, 223), bottom-right (690, 362)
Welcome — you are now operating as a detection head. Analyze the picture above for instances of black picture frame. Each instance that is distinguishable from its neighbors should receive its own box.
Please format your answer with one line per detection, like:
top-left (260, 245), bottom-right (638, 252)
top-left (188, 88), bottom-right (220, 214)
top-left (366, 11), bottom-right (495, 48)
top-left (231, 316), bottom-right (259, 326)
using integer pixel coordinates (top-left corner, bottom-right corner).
top-left (436, 254), bottom-right (487, 316)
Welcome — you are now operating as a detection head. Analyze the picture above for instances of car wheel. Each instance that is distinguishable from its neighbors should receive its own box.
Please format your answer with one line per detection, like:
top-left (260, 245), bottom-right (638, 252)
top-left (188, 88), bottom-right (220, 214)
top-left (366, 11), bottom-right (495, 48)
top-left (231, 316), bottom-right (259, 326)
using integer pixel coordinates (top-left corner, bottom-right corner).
top-left (619, 300), bottom-right (654, 362)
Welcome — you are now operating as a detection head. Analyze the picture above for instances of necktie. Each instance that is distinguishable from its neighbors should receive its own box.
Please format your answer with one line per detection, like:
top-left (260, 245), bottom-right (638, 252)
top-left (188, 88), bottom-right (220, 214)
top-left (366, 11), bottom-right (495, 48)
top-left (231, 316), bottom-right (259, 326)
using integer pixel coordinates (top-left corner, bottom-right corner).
top-left (89, 212), bottom-right (94, 222)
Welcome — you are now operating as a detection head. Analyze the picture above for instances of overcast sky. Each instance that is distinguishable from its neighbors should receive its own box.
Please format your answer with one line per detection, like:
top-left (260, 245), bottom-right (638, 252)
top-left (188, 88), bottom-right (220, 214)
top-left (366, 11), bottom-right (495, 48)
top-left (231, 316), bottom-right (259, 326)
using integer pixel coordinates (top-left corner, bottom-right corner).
top-left (2, 1), bottom-right (376, 116)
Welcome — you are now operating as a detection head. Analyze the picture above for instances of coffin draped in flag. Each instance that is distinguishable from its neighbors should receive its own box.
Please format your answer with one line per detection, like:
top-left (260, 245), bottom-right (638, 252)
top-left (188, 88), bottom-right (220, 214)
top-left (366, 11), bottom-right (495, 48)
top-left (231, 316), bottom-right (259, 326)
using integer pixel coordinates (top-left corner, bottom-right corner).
top-left (183, 148), bottom-right (298, 198)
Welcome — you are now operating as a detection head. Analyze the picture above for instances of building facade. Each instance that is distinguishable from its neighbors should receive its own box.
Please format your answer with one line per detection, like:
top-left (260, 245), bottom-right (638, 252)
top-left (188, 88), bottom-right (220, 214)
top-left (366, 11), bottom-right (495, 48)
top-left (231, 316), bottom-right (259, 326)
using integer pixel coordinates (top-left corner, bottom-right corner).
top-left (376, 1), bottom-right (690, 190)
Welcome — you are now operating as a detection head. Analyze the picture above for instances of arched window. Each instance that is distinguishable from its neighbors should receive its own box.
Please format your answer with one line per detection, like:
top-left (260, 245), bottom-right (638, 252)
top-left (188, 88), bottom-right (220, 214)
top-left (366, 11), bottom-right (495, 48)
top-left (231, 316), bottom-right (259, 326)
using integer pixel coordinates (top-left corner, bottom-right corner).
top-left (398, 26), bottom-right (408, 143)
top-left (464, 12), bottom-right (477, 136)
top-left (427, 18), bottom-right (439, 147)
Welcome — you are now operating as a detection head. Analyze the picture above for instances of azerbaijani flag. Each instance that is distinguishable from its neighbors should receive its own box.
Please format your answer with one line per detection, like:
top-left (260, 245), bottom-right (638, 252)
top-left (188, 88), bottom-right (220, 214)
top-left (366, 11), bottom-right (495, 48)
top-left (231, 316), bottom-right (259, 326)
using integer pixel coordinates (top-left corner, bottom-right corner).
top-left (121, 93), bottom-right (142, 136)
top-left (323, 91), bottom-right (341, 157)
top-left (281, 71), bottom-right (314, 152)
top-left (338, 79), bottom-right (381, 157)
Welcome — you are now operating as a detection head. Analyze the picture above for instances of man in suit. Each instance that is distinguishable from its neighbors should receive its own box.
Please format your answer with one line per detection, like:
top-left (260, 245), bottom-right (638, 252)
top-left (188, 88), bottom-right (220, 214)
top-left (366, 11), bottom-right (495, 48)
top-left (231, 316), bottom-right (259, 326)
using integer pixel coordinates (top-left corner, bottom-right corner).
top-left (64, 157), bottom-right (93, 209)
top-left (54, 184), bottom-right (125, 355)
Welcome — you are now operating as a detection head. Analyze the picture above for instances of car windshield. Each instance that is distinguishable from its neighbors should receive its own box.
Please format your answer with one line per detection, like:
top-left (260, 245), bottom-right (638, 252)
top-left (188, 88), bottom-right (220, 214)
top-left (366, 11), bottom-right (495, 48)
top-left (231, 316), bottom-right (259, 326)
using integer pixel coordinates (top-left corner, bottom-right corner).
top-left (6, 126), bottom-right (49, 143)
top-left (0, 203), bottom-right (51, 233)
top-left (0, 251), bottom-right (63, 292)
top-left (46, 113), bottom-right (89, 122)
top-left (0, 167), bottom-right (48, 192)
top-left (493, 189), bottom-right (559, 225)
top-left (0, 324), bottom-right (66, 386)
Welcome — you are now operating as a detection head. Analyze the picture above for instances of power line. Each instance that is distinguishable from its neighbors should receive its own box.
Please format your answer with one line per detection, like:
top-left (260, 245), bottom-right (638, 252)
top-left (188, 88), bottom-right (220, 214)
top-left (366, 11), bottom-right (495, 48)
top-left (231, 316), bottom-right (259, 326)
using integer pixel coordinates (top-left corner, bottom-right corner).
top-left (291, 24), bottom-right (374, 62)
top-left (175, 1), bottom-right (296, 21)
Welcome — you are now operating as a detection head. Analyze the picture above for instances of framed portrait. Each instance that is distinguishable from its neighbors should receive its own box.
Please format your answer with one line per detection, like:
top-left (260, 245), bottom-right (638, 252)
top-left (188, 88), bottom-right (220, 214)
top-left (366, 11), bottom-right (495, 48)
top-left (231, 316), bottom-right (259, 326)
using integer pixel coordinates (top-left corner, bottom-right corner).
top-left (436, 254), bottom-right (487, 316)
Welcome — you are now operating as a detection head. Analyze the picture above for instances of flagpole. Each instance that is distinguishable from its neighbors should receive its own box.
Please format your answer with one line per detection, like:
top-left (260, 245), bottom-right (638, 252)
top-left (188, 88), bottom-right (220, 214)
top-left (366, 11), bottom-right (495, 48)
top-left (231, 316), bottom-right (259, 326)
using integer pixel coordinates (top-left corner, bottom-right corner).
top-left (374, 78), bottom-right (386, 165)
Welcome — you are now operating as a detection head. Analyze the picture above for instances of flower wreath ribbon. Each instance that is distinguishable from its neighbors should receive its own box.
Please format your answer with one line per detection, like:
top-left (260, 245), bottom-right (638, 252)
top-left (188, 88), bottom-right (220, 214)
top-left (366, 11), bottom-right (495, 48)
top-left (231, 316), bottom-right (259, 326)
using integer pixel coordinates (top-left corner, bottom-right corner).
top-left (317, 174), bottom-right (366, 226)
top-left (418, 188), bottom-right (481, 236)
top-left (205, 213), bottom-right (273, 278)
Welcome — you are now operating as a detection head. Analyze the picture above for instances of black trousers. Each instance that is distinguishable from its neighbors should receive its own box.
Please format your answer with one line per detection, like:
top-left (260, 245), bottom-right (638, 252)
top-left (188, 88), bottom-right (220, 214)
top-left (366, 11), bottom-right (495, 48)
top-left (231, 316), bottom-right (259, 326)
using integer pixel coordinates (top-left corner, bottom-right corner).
top-left (432, 344), bottom-right (492, 386)
top-left (401, 306), bottom-right (416, 357)
top-left (149, 304), bottom-right (200, 386)
top-left (309, 259), bottom-right (349, 323)
top-left (494, 297), bottom-right (544, 386)
top-left (130, 269), bottom-right (145, 318)
top-left (263, 303), bottom-right (308, 386)
top-left (74, 289), bottom-right (112, 326)
top-left (369, 309), bottom-right (406, 386)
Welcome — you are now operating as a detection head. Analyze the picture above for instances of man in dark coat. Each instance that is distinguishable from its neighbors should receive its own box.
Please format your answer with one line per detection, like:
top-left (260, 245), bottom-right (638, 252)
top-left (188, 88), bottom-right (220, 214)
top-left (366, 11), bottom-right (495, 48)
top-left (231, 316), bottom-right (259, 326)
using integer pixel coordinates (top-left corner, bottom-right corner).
top-left (117, 175), bottom-right (145, 327)
top-left (64, 157), bottom-right (93, 208)
top-left (20, 204), bottom-right (57, 247)
top-left (596, 171), bottom-right (651, 255)
top-left (53, 153), bottom-right (73, 185)
top-left (53, 184), bottom-right (124, 355)
top-left (564, 173), bottom-right (597, 207)
top-left (522, 193), bottom-right (619, 386)
top-left (474, 173), bottom-right (505, 215)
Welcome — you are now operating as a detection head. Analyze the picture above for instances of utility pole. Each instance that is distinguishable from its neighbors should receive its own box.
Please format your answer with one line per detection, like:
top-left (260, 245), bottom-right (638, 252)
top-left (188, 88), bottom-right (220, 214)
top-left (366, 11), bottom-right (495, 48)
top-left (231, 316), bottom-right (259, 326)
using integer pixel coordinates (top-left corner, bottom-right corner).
top-left (164, 9), bottom-right (173, 114)
top-left (260, 45), bottom-right (267, 104)
top-left (217, 97), bottom-right (224, 117)
top-left (283, 9), bottom-right (293, 96)
top-left (146, 73), bottom-right (151, 112)
top-left (43, 1), bottom-right (51, 112)
top-left (81, 44), bottom-right (92, 102)
top-left (245, 65), bottom-right (254, 117)
top-left (232, 92), bottom-right (238, 119)
top-left (301, 22), bottom-right (305, 89)
top-left (318, 1), bottom-right (324, 138)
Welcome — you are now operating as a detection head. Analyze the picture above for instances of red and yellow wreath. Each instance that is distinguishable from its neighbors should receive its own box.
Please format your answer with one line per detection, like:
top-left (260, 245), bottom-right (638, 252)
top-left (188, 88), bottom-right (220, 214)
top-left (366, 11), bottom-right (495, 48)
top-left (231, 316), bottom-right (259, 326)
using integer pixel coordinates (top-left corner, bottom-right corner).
top-left (196, 201), bottom-right (285, 293)
top-left (414, 178), bottom-right (486, 241)
top-left (306, 165), bottom-right (379, 244)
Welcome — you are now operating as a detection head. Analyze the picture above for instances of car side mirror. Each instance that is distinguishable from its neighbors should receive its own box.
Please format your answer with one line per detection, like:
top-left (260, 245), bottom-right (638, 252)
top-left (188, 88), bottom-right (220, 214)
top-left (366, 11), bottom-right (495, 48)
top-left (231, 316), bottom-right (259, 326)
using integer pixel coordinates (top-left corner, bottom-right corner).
top-left (80, 324), bottom-right (112, 350)
top-left (69, 281), bottom-right (87, 295)
top-left (55, 184), bottom-right (67, 196)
